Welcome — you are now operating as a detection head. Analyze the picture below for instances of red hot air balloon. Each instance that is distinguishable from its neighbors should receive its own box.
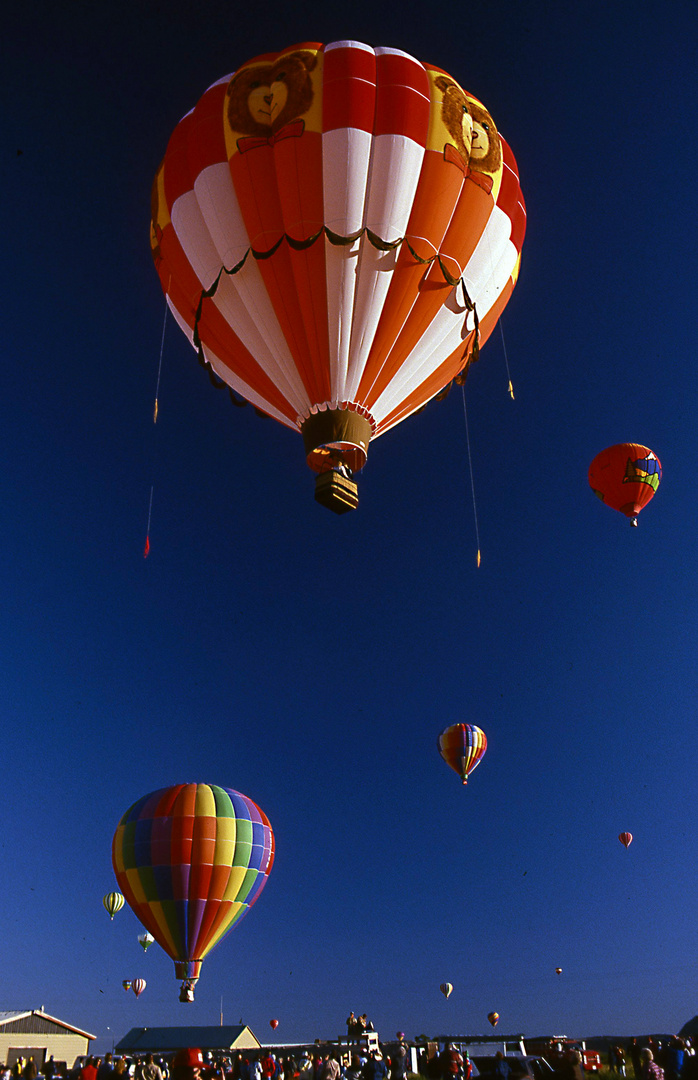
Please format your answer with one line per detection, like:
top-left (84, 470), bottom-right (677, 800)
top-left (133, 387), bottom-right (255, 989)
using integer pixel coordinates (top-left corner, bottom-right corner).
top-left (619, 832), bottom-right (633, 849)
top-left (112, 783), bottom-right (274, 1001)
top-left (488, 1012), bottom-right (499, 1028)
top-left (588, 444), bottom-right (661, 526)
top-left (270, 1020), bottom-right (279, 1030)
top-left (438, 724), bottom-right (487, 784)
top-left (132, 979), bottom-right (146, 998)
top-left (150, 41), bottom-right (526, 514)
top-left (555, 968), bottom-right (562, 975)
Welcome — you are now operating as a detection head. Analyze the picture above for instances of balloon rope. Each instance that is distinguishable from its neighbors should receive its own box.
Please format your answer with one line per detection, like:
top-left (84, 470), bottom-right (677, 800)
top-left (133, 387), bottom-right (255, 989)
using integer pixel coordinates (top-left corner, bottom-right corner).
top-left (144, 278), bottom-right (170, 558)
top-left (153, 279), bottom-right (171, 423)
top-left (499, 319), bottom-right (515, 400)
top-left (461, 385), bottom-right (481, 567)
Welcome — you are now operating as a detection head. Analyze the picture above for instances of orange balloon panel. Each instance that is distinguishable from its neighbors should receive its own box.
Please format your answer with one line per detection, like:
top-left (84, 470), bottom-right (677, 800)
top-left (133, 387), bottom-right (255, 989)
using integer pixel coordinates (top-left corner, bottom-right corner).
top-left (151, 41), bottom-right (525, 472)
top-left (588, 444), bottom-right (661, 523)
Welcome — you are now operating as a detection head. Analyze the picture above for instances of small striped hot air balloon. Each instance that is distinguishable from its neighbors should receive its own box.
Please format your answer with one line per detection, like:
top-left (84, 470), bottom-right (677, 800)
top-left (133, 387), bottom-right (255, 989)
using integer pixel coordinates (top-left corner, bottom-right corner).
top-left (488, 1012), bottom-right (499, 1028)
top-left (619, 832), bottom-right (633, 849)
top-left (440, 983), bottom-right (453, 998)
top-left (122, 980), bottom-right (132, 992)
top-left (132, 979), bottom-right (146, 998)
top-left (103, 892), bottom-right (124, 920)
top-left (438, 723), bottom-right (487, 784)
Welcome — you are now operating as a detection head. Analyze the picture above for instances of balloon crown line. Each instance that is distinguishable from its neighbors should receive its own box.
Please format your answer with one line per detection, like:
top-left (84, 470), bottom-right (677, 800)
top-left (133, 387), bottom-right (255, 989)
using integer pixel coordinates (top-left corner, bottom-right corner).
top-left (188, 223), bottom-right (481, 417)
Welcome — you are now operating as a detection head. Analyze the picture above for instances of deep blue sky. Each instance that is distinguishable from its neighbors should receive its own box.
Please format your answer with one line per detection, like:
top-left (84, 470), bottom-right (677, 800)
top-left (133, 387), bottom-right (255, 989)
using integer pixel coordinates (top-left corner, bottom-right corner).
top-left (3, 0), bottom-right (697, 1055)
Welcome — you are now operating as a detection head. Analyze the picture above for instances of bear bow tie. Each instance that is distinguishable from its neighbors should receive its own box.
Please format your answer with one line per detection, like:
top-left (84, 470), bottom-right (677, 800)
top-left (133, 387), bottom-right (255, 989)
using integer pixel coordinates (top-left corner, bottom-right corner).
top-left (237, 119), bottom-right (305, 154)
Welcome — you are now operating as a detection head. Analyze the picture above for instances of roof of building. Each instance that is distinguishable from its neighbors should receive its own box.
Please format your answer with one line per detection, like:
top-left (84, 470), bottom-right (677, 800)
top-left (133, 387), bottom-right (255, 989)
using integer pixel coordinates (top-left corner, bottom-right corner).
top-left (0, 1010), bottom-right (96, 1039)
top-left (115, 1027), bottom-right (260, 1053)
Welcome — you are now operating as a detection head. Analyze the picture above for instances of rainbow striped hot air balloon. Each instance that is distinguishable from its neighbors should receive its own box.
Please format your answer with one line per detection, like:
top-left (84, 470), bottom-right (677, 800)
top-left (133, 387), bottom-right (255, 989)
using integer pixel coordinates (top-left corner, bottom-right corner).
top-left (437, 723), bottom-right (487, 784)
top-left (112, 783), bottom-right (274, 1001)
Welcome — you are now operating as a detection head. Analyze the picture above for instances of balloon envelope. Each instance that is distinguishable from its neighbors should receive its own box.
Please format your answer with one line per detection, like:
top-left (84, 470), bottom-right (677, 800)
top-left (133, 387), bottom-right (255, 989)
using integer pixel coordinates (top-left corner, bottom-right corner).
top-left (122, 980), bottom-right (132, 992)
top-left (440, 983), bottom-right (453, 998)
top-left (151, 41), bottom-right (525, 507)
top-left (619, 832), bottom-right (633, 849)
top-left (488, 1013), bottom-right (499, 1027)
top-left (112, 783), bottom-right (274, 998)
top-left (132, 979), bottom-right (146, 998)
top-left (437, 724), bottom-right (487, 784)
top-left (270, 1020), bottom-right (279, 1030)
top-left (103, 892), bottom-right (124, 920)
top-left (138, 932), bottom-right (155, 952)
top-left (588, 444), bottom-right (661, 524)
top-left (555, 968), bottom-right (562, 975)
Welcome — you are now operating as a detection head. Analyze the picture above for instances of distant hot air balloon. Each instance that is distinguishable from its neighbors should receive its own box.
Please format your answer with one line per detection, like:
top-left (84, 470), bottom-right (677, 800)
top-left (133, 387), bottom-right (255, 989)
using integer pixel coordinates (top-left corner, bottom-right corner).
top-left (619, 832), bottom-right (633, 849)
top-left (132, 979), bottom-right (146, 998)
top-left (555, 968), bottom-right (562, 975)
top-left (438, 724), bottom-right (487, 784)
top-left (150, 41), bottom-right (526, 514)
top-left (397, 1033), bottom-right (405, 1041)
top-left (488, 1012), bottom-right (499, 1028)
top-left (103, 892), bottom-right (124, 920)
top-left (270, 1019), bottom-right (279, 1030)
top-left (122, 980), bottom-right (132, 992)
top-left (138, 932), bottom-right (155, 952)
top-left (112, 783), bottom-right (274, 1001)
top-left (588, 444), bottom-right (661, 526)
top-left (440, 983), bottom-right (453, 998)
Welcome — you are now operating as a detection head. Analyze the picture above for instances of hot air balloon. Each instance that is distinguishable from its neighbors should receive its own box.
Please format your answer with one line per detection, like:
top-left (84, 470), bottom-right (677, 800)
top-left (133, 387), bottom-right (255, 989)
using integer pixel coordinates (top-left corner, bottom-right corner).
top-left (437, 724), bottom-right (487, 784)
top-left (619, 832), bottom-right (633, 849)
top-left (588, 444), bottom-right (661, 526)
top-left (488, 1013), bottom-right (499, 1028)
top-left (112, 783), bottom-right (274, 1001)
top-left (440, 983), bottom-right (453, 998)
top-left (151, 40), bottom-right (525, 514)
top-left (132, 979), bottom-right (146, 998)
top-left (138, 932), bottom-right (155, 952)
top-left (555, 968), bottom-right (562, 975)
top-left (397, 1033), bottom-right (405, 1041)
top-left (270, 1019), bottom-right (279, 1030)
top-left (103, 892), bottom-right (124, 920)
top-left (122, 980), bottom-right (132, 992)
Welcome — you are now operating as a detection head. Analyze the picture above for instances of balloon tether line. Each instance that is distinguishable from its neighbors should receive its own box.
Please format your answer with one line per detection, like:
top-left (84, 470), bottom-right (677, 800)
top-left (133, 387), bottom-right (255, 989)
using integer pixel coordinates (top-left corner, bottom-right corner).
top-left (144, 277), bottom-right (170, 557)
top-left (461, 385), bottom-right (481, 567)
top-left (499, 319), bottom-right (514, 399)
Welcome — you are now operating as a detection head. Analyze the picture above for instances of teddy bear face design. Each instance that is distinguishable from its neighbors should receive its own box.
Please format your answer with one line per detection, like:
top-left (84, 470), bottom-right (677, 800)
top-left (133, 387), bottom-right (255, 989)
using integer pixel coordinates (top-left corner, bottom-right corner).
top-left (434, 75), bottom-right (473, 160)
top-left (226, 51), bottom-right (317, 138)
top-left (467, 99), bottom-right (502, 173)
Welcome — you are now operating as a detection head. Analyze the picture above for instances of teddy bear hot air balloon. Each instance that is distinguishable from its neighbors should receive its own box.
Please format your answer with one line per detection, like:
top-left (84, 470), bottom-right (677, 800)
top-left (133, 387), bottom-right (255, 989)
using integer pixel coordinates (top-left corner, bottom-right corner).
top-left (112, 783), bottom-right (274, 1001)
top-left (150, 40), bottom-right (525, 513)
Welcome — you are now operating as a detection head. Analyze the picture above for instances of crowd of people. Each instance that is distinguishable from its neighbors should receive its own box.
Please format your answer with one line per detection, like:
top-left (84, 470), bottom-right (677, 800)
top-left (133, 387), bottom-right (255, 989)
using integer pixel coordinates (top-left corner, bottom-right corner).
top-left (4, 1033), bottom-right (698, 1080)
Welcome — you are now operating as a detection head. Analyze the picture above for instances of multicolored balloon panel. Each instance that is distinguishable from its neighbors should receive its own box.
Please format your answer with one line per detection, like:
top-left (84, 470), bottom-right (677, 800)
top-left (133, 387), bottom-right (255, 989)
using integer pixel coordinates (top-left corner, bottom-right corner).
top-left (151, 41), bottom-right (525, 497)
top-left (437, 723), bottom-right (487, 784)
top-left (588, 444), bottom-right (661, 525)
top-left (112, 783), bottom-right (274, 997)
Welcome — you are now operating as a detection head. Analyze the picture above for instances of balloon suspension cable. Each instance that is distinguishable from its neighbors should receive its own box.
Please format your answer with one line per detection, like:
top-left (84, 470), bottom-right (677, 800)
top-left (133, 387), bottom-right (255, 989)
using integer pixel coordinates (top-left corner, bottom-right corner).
top-left (499, 319), bottom-right (514, 400)
top-left (144, 485), bottom-right (154, 559)
top-left (153, 278), bottom-right (171, 424)
top-left (461, 385), bottom-right (481, 568)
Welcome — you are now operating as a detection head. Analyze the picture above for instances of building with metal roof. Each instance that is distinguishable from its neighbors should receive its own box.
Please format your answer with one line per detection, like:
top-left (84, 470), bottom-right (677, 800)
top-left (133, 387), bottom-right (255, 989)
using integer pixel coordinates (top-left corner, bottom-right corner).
top-left (115, 1026), bottom-right (260, 1055)
top-left (0, 1008), bottom-right (96, 1069)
